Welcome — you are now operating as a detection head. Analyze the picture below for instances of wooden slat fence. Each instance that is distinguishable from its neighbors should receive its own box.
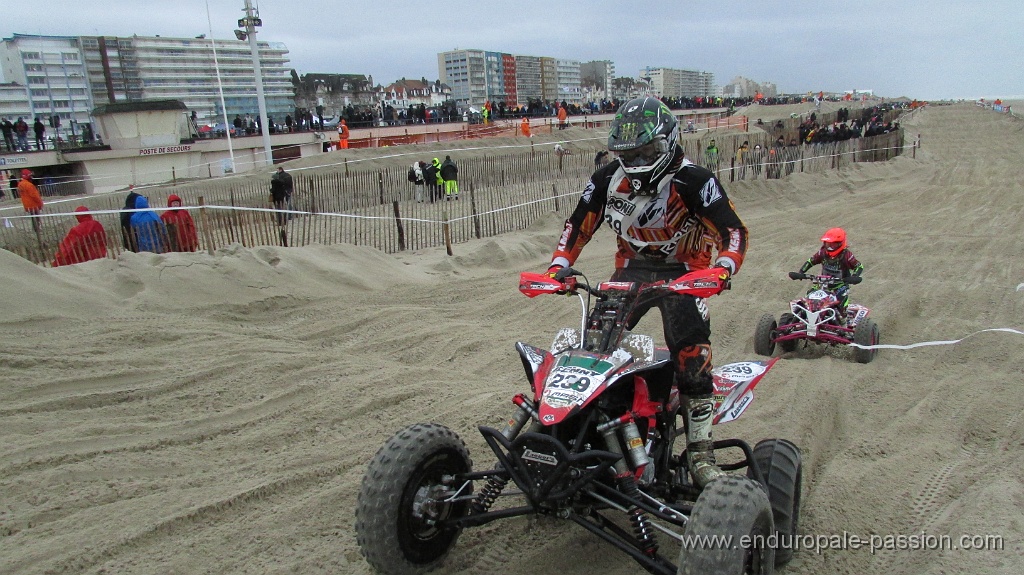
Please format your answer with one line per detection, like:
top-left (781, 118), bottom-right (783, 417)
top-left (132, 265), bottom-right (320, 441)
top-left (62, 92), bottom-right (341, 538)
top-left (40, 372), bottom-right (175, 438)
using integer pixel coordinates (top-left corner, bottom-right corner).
top-left (1, 129), bottom-right (904, 266)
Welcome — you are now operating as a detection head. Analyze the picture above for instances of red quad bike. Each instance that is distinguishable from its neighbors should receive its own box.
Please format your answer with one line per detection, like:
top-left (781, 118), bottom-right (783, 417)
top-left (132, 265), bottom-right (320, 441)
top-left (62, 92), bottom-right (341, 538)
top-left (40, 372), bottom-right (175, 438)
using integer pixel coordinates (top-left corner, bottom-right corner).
top-left (356, 267), bottom-right (803, 575)
top-left (754, 273), bottom-right (879, 363)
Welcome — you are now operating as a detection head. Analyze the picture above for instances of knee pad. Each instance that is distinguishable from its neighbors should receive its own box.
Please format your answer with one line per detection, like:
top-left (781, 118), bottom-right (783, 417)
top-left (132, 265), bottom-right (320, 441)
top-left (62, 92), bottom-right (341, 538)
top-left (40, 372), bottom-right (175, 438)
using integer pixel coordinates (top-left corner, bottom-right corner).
top-left (675, 344), bottom-right (713, 395)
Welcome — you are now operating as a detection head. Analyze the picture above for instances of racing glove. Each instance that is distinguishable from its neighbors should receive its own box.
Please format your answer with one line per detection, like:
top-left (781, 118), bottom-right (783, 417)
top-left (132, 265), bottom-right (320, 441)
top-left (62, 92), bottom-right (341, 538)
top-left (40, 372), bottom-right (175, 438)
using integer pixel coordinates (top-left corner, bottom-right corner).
top-left (789, 271), bottom-right (808, 280)
top-left (546, 264), bottom-right (564, 279)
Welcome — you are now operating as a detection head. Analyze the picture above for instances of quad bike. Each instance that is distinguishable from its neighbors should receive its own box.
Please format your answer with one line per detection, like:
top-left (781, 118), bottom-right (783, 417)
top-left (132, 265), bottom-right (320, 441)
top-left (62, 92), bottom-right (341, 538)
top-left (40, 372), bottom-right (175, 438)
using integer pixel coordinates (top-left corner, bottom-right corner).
top-left (754, 273), bottom-right (879, 363)
top-left (356, 267), bottom-right (803, 575)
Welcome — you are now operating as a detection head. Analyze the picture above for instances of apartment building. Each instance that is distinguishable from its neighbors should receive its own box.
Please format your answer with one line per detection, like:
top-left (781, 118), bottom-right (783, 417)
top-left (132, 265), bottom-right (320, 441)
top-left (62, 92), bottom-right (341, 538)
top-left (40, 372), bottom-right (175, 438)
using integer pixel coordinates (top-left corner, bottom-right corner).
top-left (513, 56), bottom-right (542, 106)
top-left (580, 60), bottom-right (616, 99)
top-left (641, 67), bottom-right (716, 99)
top-left (440, 49), bottom-right (582, 110)
top-left (0, 34), bottom-right (93, 141)
top-left (80, 34), bottom-right (294, 123)
top-left (2, 32), bottom-right (294, 132)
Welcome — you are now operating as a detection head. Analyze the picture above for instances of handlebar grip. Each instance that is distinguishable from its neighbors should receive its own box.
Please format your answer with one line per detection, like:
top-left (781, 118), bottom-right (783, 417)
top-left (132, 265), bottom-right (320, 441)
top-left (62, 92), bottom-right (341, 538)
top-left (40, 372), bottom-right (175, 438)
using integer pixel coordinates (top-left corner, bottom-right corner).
top-left (554, 267), bottom-right (575, 281)
top-left (788, 271), bottom-right (805, 280)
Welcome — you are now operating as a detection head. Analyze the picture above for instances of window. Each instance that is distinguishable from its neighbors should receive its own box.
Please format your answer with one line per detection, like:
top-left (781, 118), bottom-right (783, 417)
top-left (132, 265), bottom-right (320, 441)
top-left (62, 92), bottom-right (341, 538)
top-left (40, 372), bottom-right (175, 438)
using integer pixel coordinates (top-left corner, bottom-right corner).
top-left (25, 64), bottom-right (43, 72)
top-left (28, 77), bottom-right (47, 85)
top-left (62, 52), bottom-right (79, 61)
top-left (21, 51), bottom-right (41, 60)
top-left (31, 89), bottom-right (49, 96)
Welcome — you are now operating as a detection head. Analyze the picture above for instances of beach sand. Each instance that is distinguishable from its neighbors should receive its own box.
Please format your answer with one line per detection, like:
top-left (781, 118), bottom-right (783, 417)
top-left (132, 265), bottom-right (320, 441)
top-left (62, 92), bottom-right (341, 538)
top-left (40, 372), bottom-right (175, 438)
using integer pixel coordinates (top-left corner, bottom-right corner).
top-left (2, 101), bottom-right (1022, 574)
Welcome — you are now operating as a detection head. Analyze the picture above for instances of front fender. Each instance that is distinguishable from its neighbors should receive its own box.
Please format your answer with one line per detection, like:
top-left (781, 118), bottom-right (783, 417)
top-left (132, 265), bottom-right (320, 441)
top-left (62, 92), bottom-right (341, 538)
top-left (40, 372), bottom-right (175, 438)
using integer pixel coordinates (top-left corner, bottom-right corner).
top-left (515, 341), bottom-right (552, 396)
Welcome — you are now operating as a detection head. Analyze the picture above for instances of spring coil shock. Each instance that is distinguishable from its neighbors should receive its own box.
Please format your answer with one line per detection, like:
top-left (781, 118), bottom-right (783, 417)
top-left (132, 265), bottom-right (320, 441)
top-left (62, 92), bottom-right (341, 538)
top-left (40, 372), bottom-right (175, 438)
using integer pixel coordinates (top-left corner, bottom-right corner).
top-left (617, 476), bottom-right (658, 556)
top-left (471, 474), bottom-right (508, 513)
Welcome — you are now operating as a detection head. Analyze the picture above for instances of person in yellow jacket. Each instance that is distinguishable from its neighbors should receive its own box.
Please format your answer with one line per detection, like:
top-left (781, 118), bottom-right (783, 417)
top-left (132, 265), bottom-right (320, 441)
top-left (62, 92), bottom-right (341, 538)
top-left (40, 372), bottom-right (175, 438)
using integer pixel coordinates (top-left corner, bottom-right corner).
top-left (431, 157), bottom-right (444, 198)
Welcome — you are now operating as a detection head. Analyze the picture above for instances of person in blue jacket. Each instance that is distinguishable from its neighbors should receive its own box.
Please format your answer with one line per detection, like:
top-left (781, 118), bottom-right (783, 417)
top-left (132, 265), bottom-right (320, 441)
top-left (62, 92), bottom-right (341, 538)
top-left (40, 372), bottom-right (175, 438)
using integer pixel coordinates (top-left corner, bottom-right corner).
top-left (130, 195), bottom-right (168, 253)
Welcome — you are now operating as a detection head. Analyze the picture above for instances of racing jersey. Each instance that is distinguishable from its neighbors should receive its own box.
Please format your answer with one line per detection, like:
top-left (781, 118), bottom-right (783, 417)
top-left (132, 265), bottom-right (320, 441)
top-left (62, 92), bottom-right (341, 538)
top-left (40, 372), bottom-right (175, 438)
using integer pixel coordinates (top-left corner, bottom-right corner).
top-left (801, 248), bottom-right (863, 279)
top-left (551, 156), bottom-right (748, 274)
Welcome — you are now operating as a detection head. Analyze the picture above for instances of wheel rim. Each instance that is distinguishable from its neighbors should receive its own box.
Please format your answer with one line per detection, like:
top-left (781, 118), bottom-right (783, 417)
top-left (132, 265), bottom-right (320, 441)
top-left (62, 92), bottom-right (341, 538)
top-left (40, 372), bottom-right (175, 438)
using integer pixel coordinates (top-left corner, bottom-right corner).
top-left (396, 448), bottom-right (468, 563)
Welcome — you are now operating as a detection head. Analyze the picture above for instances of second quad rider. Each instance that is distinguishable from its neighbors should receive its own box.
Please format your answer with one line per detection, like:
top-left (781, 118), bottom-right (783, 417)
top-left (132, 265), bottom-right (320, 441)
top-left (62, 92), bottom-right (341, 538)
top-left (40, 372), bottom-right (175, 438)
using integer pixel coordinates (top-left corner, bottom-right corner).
top-left (547, 96), bottom-right (748, 487)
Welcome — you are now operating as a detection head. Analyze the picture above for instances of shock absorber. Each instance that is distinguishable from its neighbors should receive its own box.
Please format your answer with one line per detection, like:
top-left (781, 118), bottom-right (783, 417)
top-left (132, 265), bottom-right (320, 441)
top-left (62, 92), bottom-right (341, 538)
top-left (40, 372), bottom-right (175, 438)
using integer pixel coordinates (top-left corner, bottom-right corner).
top-left (471, 473), bottom-right (508, 514)
top-left (617, 475), bottom-right (659, 557)
top-left (500, 394), bottom-right (537, 440)
top-left (601, 419), bottom-right (658, 556)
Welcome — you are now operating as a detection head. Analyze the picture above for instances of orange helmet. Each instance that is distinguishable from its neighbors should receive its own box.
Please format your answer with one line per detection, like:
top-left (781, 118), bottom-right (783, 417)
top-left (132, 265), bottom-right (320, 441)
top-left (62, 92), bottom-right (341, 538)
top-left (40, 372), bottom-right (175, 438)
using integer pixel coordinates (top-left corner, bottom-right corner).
top-left (820, 227), bottom-right (847, 257)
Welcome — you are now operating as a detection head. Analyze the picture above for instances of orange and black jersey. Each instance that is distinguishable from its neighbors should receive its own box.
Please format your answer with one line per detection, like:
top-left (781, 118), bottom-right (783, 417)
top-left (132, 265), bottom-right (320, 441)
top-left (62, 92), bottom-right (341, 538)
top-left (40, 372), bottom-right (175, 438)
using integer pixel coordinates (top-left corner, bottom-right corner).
top-left (551, 157), bottom-right (748, 274)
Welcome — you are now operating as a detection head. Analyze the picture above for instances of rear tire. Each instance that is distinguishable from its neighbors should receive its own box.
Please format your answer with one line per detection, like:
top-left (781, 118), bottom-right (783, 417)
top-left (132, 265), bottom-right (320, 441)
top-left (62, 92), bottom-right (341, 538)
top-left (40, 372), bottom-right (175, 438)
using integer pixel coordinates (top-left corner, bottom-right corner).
top-left (677, 475), bottom-right (775, 575)
top-left (853, 318), bottom-right (879, 363)
top-left (753, 314), bottom-right (777, 357)
top-left (777, 313), bottom-right (798, 353)
top-left (747, 439), bottom-right (802, 566)
top-left (356, 423), bottom-right (472, 575)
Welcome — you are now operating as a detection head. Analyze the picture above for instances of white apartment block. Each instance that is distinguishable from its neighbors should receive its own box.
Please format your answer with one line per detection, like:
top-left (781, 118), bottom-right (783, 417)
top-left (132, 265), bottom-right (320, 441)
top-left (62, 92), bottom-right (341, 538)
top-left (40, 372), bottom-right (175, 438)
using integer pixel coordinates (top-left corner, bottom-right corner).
top-left (0, 82), bottom-right (33, 126)
top-left (641, 67), bottom-right (716, 99)
top-left (554, 59), bottom-right (582, 106)
top-left (1, 33), bottom-right (295, 132)
top-left (0, 34), bottom-right (93, 141)
top-left (81, 34), bottom-right (294, 124)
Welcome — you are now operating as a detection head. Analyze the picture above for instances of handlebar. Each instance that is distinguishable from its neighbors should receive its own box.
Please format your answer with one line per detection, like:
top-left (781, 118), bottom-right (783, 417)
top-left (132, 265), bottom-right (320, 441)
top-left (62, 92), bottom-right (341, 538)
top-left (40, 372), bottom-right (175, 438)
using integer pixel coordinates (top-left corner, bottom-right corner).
top-left (520, 267), bottom-right (730, 299)
top-left (789, 272), bottom-right (860, 285)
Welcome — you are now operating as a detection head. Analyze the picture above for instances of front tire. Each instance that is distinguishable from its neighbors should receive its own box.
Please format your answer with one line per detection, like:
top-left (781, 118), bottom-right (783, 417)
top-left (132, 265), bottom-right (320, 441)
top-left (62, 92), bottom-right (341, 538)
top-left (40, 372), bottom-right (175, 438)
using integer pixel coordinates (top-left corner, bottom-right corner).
top-left (754, 314), bottom-right (777, 357)
top-left (747, 439), bottom-right (802, 566)
top-left (677, 475), bottom-right (775, 575)
top-left (853, 318), bottom-right (879, 363)
top-left (356, 423), bottom-right (472, 575)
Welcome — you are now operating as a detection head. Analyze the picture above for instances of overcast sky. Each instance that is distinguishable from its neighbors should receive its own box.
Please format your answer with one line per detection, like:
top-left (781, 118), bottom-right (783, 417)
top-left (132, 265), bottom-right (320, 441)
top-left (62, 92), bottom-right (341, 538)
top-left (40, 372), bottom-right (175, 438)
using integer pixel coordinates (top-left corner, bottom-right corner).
top-left (4, 0), bottom-right (1022, 100)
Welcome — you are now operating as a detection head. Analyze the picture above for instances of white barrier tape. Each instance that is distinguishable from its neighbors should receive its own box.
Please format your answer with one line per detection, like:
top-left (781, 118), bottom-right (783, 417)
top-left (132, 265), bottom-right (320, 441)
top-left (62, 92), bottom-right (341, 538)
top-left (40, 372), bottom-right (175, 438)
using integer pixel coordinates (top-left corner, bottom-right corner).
top-left (848, 328), bottom-right (1024, 350)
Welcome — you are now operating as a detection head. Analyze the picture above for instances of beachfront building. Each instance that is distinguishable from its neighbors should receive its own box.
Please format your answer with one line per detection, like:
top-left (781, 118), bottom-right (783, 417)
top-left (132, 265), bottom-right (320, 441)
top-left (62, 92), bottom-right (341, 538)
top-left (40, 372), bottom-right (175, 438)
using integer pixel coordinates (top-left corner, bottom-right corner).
top-left (722, 76), bottom-right (777, 99)
top-left (376, 78), bottom-right (452, 119)
top-left (581, 60), bottom-right (615, 101)
top-left (0, 82), bottom-right (33, 126)
top-left (439, 49), bottom-right (582, 111)
top-left (79, 34), bottom-right (294, 125)
top-left (641, 66), bottom-right (716, 99)
top-left (514, 56), bottom-right (542, 107)
top-left (2, 33), bottom-right (295, 130)
top-left (438, 49), bottom-right (515, 111)
top-left (293, 73), bottom-right (377, 121)
top-left (0, 34), bottom-right (94, 143)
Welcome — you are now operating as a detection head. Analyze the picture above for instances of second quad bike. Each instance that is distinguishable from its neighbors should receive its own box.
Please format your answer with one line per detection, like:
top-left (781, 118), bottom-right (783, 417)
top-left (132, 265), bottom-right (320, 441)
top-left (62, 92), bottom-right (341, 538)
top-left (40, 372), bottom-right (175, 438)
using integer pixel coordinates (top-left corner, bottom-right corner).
top-left (754, 272), bottom-right (879, 363)
top-left (356, 267), bottom-right (803, 575)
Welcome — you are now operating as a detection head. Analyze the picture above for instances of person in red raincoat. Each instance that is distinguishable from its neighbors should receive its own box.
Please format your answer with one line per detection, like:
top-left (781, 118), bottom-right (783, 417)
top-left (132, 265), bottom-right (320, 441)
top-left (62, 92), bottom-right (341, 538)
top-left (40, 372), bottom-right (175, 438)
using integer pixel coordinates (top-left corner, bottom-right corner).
top-left (52, 206), bottom-right (108, 266)
top-left (160, 194), bottom-right (199, 252)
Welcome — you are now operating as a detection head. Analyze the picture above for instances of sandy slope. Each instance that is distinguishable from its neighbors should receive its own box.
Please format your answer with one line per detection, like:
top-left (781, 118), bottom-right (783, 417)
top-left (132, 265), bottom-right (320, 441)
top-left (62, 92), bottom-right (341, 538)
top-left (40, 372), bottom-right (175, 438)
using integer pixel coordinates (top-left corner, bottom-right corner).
top-left (2, 102), bottom-right (1023, 575)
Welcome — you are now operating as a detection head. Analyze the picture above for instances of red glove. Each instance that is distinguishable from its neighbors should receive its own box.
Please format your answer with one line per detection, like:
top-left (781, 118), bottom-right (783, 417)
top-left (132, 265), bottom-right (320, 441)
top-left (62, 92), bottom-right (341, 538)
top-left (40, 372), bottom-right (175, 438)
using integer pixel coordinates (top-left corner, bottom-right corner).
top-left (546, 264), bottom-right (563, 279)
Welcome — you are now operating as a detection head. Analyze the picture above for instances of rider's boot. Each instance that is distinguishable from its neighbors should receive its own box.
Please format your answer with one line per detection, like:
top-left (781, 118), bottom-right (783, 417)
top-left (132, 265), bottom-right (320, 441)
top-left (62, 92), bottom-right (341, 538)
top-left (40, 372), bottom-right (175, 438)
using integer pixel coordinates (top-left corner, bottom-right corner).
top-left (684, 394), bottom-right (724, 487)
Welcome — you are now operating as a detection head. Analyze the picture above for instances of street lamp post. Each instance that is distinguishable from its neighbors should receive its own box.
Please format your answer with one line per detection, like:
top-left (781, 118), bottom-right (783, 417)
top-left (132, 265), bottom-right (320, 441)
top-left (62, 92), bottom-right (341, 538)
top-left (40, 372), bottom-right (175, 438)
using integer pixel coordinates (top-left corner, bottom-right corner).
top-left (237, 0), bottom-right (273, 167)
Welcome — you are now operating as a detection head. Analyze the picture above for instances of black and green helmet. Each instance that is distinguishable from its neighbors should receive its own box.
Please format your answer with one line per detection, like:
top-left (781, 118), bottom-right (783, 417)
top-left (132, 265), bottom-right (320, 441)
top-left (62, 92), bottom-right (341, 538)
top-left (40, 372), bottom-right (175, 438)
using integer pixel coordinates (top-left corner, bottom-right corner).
top-left (607, 96), bottom-right (680, 194)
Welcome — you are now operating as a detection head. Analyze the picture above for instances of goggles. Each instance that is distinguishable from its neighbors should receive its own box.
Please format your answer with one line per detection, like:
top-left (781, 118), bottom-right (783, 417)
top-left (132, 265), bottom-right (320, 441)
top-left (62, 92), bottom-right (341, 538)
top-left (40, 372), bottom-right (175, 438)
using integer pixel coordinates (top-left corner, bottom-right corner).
top-left (616, 139), bottom-right (668, 168)
top-left (824, 241), bottom-right (842, 252)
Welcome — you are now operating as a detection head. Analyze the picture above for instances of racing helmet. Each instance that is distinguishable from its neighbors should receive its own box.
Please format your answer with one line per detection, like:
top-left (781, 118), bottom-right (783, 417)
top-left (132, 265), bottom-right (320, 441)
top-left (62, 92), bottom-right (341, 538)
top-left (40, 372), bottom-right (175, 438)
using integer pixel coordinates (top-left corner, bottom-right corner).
top-left (607, 97), bottom-right (680, 194)
top-left (820, 227), bottom-right (847, 258)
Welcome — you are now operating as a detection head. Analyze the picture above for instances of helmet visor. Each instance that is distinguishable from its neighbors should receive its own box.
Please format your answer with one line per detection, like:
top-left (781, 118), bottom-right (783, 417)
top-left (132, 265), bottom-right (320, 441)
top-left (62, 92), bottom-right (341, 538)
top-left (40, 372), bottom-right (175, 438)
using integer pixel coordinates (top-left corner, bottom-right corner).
top-left (616, 139), bottom-right (668, 168)
top-left (824, 241), bottom-right (842, 252)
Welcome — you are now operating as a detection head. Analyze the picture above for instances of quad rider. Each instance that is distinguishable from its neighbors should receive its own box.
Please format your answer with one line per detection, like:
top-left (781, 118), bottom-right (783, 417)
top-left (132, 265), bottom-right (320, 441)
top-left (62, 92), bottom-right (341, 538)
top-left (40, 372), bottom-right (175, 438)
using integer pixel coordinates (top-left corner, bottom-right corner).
top-left (791, 227), bottom-right (864, 324)
top-left (546, 96), bottom-right (748, 488)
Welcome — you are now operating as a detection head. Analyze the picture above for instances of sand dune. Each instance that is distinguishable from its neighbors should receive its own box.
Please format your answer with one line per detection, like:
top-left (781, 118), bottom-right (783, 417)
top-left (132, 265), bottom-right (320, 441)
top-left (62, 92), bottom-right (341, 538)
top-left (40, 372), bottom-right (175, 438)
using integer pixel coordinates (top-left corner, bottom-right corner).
top-left (2, 102), bottom-right (1022, 575)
